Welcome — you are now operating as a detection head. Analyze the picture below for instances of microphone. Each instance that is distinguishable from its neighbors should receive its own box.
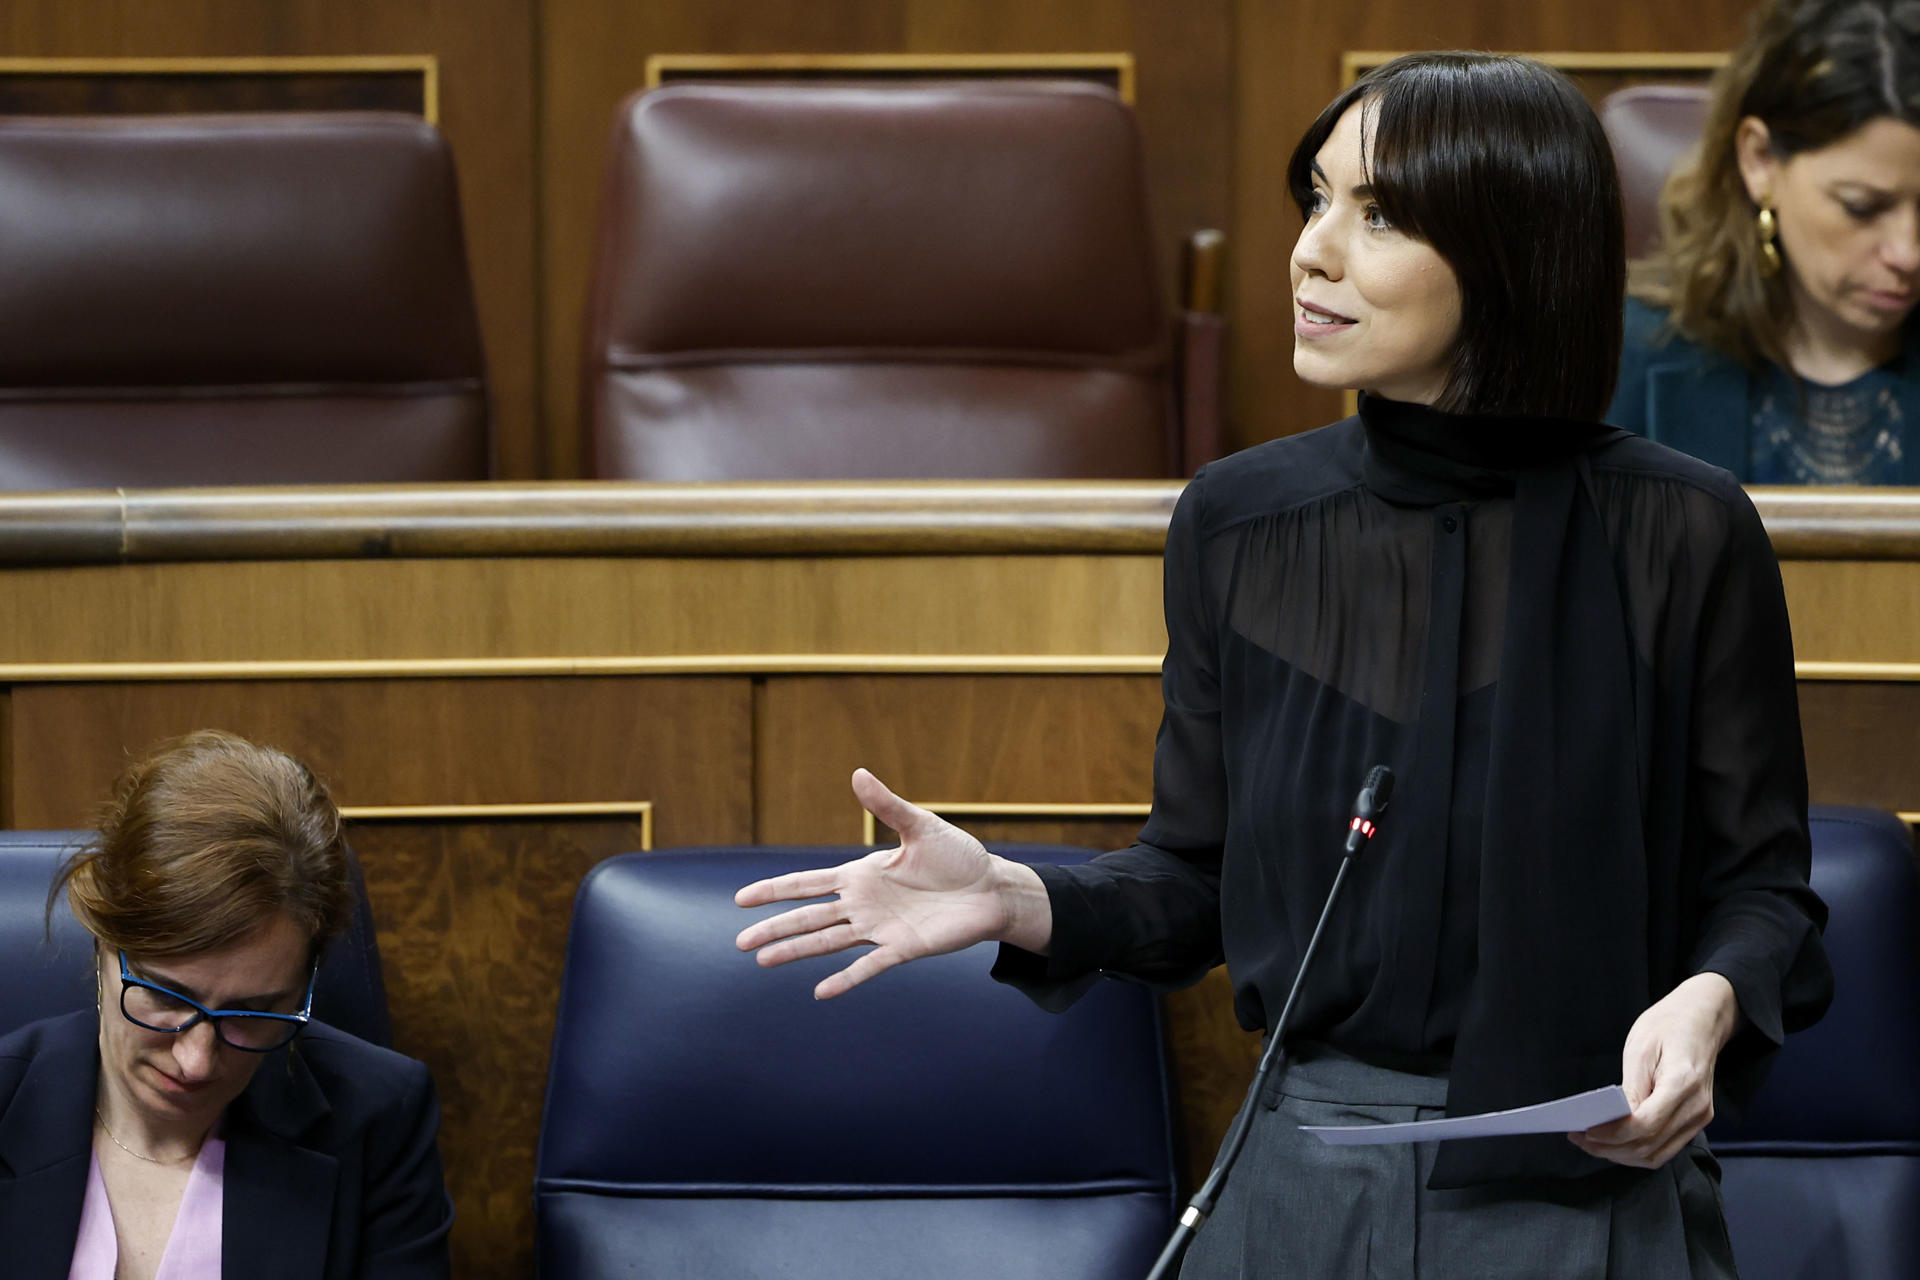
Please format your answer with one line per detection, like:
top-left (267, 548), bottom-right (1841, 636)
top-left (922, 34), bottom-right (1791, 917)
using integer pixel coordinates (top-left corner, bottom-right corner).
top-left (1344, 765), bottom-right (1394, 854)
top-left (1144, 765), bottom-right (1395, 1280)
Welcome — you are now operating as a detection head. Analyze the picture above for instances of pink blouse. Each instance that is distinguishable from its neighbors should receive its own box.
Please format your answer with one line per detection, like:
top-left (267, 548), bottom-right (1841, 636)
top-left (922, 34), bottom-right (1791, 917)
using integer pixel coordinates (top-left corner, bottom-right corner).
top-left (67, 1136), bottom-right (226, 1280)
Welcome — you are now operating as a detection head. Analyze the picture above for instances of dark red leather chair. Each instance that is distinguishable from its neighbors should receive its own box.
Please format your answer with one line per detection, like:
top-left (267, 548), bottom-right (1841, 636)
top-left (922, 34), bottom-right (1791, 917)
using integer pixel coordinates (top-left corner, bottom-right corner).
top-left (0, 112), bottom-right (490, 489)
top-left (582, 83), bottom-right (1222, 480)
top-left (1598, 84), bottom-right (1713, 261)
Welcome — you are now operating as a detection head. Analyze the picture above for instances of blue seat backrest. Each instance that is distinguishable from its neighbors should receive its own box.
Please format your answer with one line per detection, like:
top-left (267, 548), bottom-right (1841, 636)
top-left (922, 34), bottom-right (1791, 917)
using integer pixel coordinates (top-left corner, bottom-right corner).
top-left (0, 829), bottom-right (393, 1048)
top-left (1711, 806), bottom-right (1920, 1280)
top-left (536, 845), bottom-right (1178, 1280)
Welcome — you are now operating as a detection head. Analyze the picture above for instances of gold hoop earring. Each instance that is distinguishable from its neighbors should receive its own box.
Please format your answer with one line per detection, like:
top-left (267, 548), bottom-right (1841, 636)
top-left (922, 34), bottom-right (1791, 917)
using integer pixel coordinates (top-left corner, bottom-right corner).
top-left (1757, 204), bottom-right (1782, 278)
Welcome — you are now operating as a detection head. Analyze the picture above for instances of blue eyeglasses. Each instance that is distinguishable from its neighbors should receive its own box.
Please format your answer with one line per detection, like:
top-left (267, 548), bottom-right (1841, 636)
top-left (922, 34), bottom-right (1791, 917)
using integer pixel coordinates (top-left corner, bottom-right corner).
top-left (117, 950), bottom-right (318, 1053)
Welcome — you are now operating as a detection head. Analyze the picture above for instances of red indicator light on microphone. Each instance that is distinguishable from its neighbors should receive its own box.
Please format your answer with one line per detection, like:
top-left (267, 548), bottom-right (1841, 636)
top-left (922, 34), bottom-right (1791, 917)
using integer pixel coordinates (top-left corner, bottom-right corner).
top-left (1348, 818), bottom-right (1375, 838)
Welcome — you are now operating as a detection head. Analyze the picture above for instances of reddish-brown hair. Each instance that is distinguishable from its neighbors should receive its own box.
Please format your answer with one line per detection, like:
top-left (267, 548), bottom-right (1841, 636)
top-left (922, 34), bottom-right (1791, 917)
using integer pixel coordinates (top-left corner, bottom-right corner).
top-left (52, 730), bottom-right (352, 959)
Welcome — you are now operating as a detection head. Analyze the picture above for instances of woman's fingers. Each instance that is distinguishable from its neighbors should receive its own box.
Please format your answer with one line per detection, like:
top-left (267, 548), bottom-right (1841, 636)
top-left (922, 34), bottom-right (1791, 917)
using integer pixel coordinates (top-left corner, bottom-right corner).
top-left (735, 864), bottom-right (856, 909)
top-left (753, 922), bottom-right (866, 968)
top-left (815, 946), bottom-right (904, 1000)
top-left (735, 900), bottom-right (848, 952)
top-left (1571, 1071), bottom-right (1708, 1167)
top-left (851, 768), bottom-right (933, 839)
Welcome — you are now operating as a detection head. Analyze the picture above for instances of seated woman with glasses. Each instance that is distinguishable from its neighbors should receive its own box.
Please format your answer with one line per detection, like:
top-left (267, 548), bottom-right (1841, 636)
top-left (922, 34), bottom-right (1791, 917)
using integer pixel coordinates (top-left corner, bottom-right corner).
top-left (0, 730), bottom-right (452, 1280)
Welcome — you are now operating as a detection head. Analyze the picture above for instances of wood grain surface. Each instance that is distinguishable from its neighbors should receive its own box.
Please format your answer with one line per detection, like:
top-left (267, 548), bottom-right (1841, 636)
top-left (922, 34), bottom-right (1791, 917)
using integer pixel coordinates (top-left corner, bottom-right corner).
top-left (0, 556), bottom-right (1167, 669)
top-left (1798, 682), bottom-right (1920, 813)
top-left (754, 674), bottom-right (1163, 842)
top-left (349, 815), bottom-right (643, 1278)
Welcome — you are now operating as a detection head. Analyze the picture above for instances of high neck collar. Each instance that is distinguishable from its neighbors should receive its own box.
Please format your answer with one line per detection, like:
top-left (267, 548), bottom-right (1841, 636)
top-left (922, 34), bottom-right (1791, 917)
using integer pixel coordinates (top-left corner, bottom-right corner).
top-left (1358, 393), bottom-right (1624, 505)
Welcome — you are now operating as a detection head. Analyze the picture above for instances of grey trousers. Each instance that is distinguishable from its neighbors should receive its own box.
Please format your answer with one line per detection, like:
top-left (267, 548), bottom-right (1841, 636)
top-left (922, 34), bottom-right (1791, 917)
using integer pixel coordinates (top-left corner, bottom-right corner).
top-left (1179, 1046), bottom-right (1739, 1280)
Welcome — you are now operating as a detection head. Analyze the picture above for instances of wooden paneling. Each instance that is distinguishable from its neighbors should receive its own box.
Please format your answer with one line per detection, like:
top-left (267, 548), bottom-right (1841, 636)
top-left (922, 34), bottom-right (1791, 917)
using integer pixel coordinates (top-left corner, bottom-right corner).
top-left (754, 674), bottom-right (1163, 842)
top-left (873, 815), bottom-right (1146, 852)
top-left (0, 556), bottom-right (1166, 667)
top-left (1799, 681), bottom-right (1920, 814)
top-left (0, 1), bottom-right (541, 477)
top-left (4, 675), bottom-right (750, 1280)
top-left (5, 677), bottom-right (751, 832)
top-left (350, 814), bottom-right (641, 1278)
top-left (0, 57), bottom-right (434, 117)
top-left (1779, 561), bottom-right (1920, 665)
top-left (0, 690), bottom-right (10, 829)
top-left (536, 0), bottom-right (1234, 475)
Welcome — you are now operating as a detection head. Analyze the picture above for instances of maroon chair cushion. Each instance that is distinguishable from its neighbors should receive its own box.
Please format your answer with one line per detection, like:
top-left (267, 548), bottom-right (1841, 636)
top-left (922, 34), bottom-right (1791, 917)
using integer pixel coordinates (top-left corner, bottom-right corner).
top-left (0, 112), bottom-right (490, 488)
top-left (1599, 85), bottom-right (1713, 262)
top-left (583, 83), bottom-right (1177, 480)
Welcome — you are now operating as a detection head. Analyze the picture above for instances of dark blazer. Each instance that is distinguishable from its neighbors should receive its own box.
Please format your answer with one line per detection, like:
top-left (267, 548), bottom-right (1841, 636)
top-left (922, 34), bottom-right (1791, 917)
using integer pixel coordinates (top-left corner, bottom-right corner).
top-left (0, 1009), bottom-right (452, 1280)
top-left (1607, 296), bottom-right (1920, 481)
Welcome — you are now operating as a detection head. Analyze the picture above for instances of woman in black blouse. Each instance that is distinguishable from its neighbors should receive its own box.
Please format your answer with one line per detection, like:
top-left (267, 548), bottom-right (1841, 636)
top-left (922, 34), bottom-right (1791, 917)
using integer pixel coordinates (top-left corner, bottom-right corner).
top-left (738, 52), bottom-right (1831, 1278)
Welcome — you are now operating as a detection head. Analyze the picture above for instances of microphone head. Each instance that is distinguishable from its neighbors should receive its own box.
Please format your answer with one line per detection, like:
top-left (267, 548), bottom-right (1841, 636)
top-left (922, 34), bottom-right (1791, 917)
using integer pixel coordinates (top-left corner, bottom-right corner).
top-left (1360, 766), bottom-right (1394, 818)
top-left (1344, 765), bottom-right (1395, 856)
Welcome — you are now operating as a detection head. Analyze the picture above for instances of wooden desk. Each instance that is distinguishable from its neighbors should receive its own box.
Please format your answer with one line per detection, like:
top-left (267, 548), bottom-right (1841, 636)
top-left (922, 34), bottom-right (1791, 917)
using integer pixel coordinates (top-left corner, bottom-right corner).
top-left (2, 482), bottom-right (1915, 1277)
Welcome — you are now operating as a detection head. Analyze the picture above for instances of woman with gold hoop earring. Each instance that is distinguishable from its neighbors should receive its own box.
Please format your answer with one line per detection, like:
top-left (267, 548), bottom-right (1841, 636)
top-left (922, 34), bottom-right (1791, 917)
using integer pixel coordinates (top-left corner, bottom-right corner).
top-left (1611, 0), bottom-right (1920, 484)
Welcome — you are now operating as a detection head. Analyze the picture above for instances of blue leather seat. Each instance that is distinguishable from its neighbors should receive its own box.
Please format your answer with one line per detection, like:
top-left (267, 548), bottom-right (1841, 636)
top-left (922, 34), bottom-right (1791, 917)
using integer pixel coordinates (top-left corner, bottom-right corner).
top-left (536, 846), bottom-right (1177, 1280)
top-left (1712, 806), bottom-right (1920, 1279)
top-left (0, 829), bottom-right (392, 1047)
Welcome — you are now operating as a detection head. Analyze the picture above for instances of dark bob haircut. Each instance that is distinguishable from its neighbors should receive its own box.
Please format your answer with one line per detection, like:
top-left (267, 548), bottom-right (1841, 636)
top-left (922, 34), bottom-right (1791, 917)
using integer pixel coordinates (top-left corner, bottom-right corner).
top-left (1286, 53), bottom-right (1626, 421)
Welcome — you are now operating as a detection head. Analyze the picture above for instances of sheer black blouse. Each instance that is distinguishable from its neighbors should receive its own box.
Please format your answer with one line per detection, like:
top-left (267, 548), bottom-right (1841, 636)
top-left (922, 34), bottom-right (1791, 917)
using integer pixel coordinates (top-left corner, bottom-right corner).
top-left (994, 399), bottom-right (1833, 1185)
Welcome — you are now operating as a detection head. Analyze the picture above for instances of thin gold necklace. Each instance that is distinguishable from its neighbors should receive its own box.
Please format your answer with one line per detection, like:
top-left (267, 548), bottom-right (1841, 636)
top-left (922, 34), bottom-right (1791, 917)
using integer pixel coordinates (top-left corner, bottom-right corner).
top-left (94, 1107), bottom-right (197, 1166)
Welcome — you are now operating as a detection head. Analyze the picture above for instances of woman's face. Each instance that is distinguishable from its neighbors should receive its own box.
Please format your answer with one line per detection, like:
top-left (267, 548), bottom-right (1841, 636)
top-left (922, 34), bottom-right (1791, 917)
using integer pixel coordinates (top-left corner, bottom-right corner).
top-left (96, 912), bottom-right (311, 1132)
top-left (1738, 115), bottom-right (1920, 355)
top-left (1290, 100), bottom-right (1463, 404)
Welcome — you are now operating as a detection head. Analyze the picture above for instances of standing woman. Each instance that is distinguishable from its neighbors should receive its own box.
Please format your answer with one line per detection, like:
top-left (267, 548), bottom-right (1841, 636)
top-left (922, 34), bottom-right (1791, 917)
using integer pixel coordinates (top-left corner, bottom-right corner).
top-left (1612, 0), bottom-right (1920, 483)
top-left (739, 54), bottom-right (1831, 1278)
top-left (0, 730), bottom-right (452, 1279)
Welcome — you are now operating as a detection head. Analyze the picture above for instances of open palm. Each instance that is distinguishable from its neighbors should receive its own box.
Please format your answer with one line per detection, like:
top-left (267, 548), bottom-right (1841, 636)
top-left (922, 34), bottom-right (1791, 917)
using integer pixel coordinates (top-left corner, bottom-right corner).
top-left (735, 768), bottom-right (1012, 999)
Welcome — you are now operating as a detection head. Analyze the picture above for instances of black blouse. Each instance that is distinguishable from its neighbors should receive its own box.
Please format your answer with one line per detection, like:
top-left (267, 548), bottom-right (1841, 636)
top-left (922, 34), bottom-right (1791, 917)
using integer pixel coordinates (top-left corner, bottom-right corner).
top-left (995, 397), bottom-right (1833, 1186)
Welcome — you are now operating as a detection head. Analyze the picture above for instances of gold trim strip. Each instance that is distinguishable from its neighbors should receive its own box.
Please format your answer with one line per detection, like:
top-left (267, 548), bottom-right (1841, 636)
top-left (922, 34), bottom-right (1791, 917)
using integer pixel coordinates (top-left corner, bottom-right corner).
top-left (0, 56), bottom-right (441, 125)
top-left (1341, 50), bottom-right (1728, 85)
top-left (4, 655), bottom-right (1916, 682)
top-left (342, 800), bottom-right (653, 850)
top-left (1900, 812), bottom-right (1920, 826)
top-left (862, 801), bottom-right (1151, 845)
top-left (646, 52), bottom-right (1136, 104)
top-left (1795, 662), bottom-right (1920, 681)
top-left (0, 654), bottom-right (1167, 682)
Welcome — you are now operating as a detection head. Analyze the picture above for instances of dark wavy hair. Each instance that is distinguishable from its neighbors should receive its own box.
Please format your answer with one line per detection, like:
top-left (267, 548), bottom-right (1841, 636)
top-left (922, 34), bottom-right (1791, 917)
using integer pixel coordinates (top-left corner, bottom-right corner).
top-left (1634, 0), bottom-right (1920, 367)
top-left (1286, 52), bottom-right (1626, 420)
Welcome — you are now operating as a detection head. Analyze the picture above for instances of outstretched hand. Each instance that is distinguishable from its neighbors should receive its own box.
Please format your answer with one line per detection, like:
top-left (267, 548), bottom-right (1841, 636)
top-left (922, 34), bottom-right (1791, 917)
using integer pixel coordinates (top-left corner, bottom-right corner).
top-left (734, 768), bottom-right (1050, 999)
top-left (1570, 972), bottom-right (1743, 1168)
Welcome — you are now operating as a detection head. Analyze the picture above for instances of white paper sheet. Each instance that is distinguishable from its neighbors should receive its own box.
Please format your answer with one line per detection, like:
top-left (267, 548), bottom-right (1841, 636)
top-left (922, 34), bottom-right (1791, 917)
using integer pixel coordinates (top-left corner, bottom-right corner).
top-left (1300, 1084), bottom-right (1632, 1146)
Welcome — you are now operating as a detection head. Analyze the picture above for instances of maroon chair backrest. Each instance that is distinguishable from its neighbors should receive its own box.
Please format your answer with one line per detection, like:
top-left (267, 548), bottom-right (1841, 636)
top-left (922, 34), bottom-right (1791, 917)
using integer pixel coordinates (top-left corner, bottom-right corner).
top-left (0, 112), bottom-right (490, 489)
top-left (1599, 85), bottom-right (1713, 261)
top-left (583, 83), bottom-right (1177, 480)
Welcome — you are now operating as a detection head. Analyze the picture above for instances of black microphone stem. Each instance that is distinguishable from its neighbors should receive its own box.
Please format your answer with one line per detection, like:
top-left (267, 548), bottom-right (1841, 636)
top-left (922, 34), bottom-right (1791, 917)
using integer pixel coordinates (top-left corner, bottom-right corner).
top-left (1143, 765), bottom-right (1391, 1280)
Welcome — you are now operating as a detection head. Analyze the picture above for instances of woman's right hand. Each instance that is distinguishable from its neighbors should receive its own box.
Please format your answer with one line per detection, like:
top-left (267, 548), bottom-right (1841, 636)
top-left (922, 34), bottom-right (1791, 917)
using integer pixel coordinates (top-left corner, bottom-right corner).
top-left (734, 768), bottom-right (1052, 999)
